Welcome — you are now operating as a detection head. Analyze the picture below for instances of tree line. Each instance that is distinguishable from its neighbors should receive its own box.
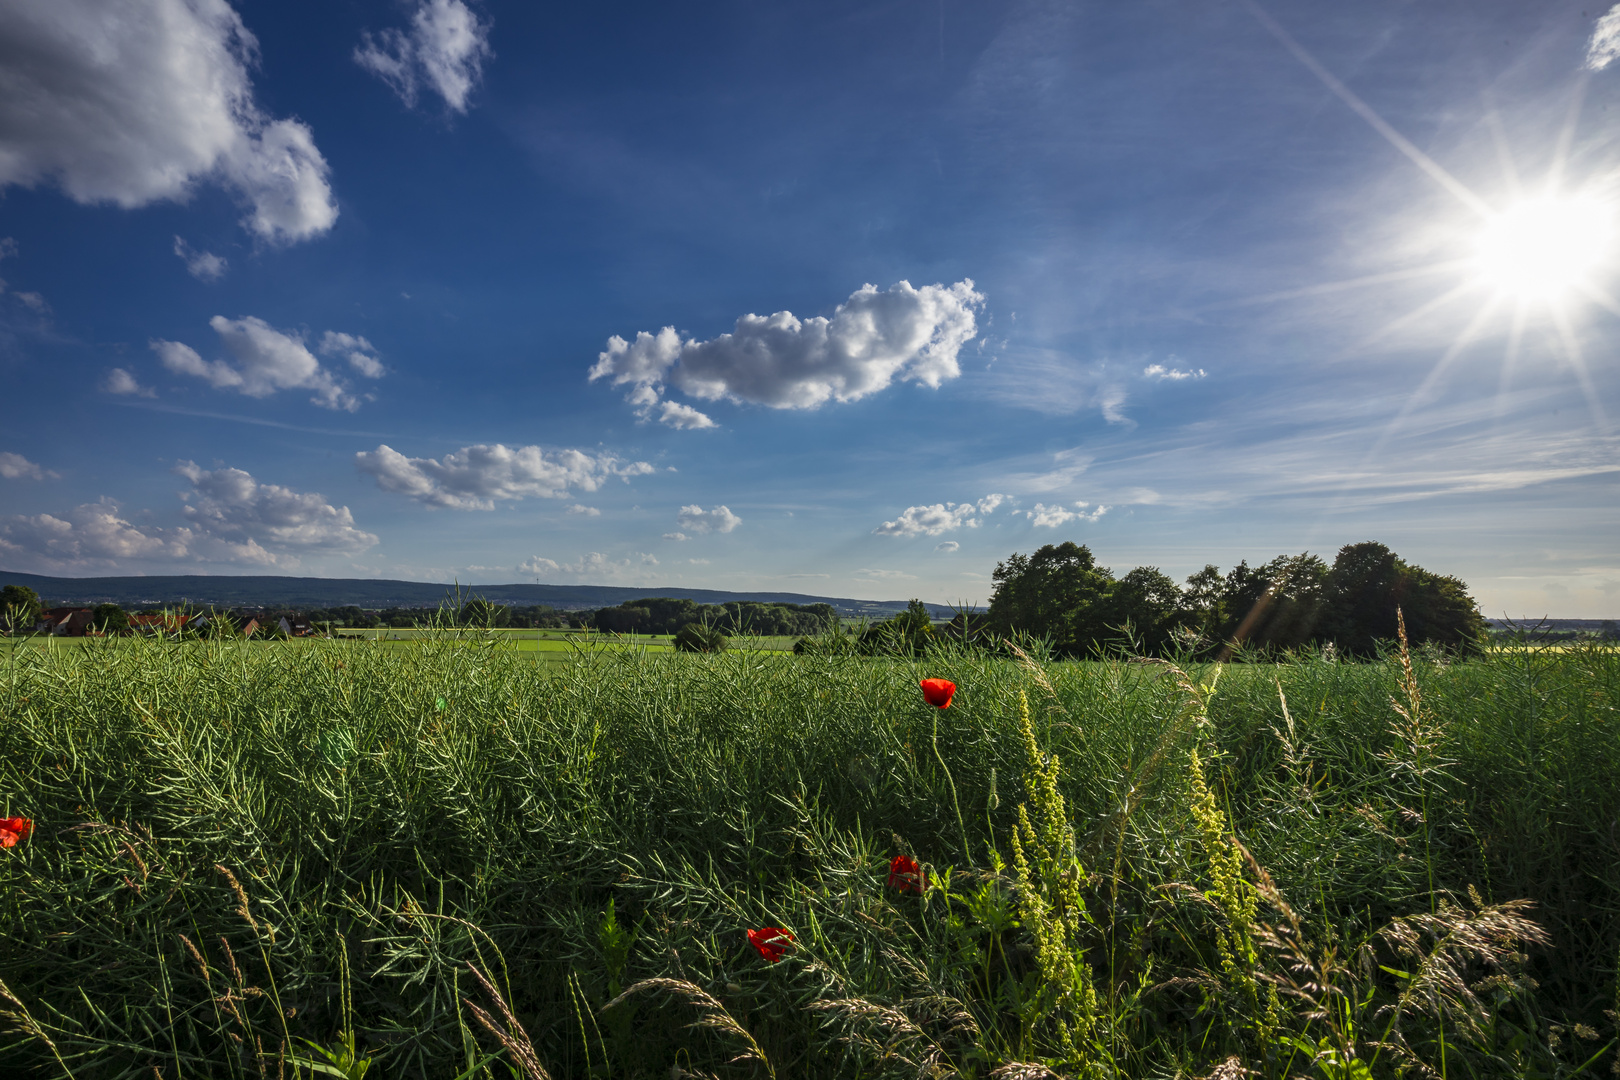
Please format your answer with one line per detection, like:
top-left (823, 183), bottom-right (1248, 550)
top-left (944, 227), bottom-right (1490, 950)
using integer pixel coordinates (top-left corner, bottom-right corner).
top-left (978, 539), bottom-right (1486, 658)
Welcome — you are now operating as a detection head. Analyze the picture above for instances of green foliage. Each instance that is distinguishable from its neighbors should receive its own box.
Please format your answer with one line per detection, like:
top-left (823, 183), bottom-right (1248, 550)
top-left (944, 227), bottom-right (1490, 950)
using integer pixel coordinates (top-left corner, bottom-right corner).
top-left (1, 584), bottom-right (41, 633)
top-left (988, 540), bottom-right (1484, 659)
top-left (673, 622), bottom-right (728, 653)
top-left (1322, 541), bottom-right (1486, 657)
top-left (90, 603), bottom-right (128, 635)
top-left (0, 636), bottom-right (1614, 1078)
top-left (595, 596), bottom-right (835, 637)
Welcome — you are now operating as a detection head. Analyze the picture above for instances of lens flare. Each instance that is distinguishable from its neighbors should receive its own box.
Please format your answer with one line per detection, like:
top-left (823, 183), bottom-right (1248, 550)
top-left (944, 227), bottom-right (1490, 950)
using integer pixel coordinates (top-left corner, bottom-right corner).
top-left (1473, 194), bottom-right (1614, 302)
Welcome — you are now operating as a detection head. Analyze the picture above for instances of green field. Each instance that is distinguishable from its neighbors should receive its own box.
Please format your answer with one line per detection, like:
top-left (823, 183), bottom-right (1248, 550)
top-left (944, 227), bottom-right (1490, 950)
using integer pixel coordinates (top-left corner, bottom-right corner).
top-left (0, 628), bottom-right (801, 662)
top-left (0, 634), bottom-right (1615, 1078)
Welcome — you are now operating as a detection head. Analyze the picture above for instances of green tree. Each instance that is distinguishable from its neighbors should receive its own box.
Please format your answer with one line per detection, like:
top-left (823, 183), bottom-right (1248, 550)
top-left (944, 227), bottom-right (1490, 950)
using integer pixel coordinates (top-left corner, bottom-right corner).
top-left (91, 603), bottom-right (129, 635)
top-left (987, 542), bottom-right (1116, 657)
top-left (673, 623), bottom-right (727, 653)
top-left (1099, 566), bottom-right (1188, 655)
top-left (1322, 541), bottom-right (1486, 656)
top-left (858, 598), bottom-right (934, 655)
top-left (1, 584), bottom-right (42, 634)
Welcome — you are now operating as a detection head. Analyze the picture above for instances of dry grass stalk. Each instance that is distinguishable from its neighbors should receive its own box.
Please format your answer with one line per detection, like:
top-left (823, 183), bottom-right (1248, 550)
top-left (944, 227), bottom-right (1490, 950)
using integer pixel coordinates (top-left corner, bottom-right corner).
top-left (605, 977), bottom-right (774, 1080)
top-left (216, 864), bottom-right (259, 934)
top-left (987, 1063), bottom-right (1064, 1080)
top-left (463, 962), bottom-right (553, 1080)
top-left (806, 996), bottom-right (957, 1078)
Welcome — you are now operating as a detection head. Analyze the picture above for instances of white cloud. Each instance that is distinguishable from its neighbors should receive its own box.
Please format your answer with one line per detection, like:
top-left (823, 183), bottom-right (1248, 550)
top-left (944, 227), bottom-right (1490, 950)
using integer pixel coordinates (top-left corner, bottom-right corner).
top-left (14, 291), bottom-right (48, 313)
top-left (153, 316), bottom-right (366, 410)
top-left (1143, 363), bottom-right (1206, 381)
top-left (855, 568), bottom-right (917, 580)
top-left (935, 540), bottom-right (960, 552)
top-left (102, 367), bottom-right (157, 397)
top-left (0, 452), bottom-right (55, 481)
top-left (658, 400), bottom-right (717, 429)
top-left (174, 236), bottom-right (227, 281)
top-left (591, 280), bottom-right (984, 422)
top-left (356, 442), bottom-right (654, 510)
top-left (676, 504), bottom-right (741, 534)
top-left (566, 504), bottom-right (601, 517)
top-left (1588, 5), bottom-right (1620, 70)
top-left (356, 0), bottom-right (492, 113)
top-left (318, 331), bottom-right (386, 379)
top-left (0, 464), bottom-right (375, 573)
top-left (517, 550), bottom-right (660, 582)
top-left (662, 532), bottom-right (688, 542)
top-left (0, 0), bottom-right (337, 243)
top-left (873, 494), bottom-right (1007, 537)
top-left (173, 460), bottom-right (377, 553)
top-left (1027, 501), bottom-right (1108, 528)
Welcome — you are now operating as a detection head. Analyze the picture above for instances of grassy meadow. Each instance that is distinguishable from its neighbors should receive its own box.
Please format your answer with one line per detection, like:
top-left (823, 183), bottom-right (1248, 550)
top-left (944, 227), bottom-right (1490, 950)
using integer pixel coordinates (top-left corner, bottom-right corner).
top-left (0, 630), bottom-right (1616, 1079)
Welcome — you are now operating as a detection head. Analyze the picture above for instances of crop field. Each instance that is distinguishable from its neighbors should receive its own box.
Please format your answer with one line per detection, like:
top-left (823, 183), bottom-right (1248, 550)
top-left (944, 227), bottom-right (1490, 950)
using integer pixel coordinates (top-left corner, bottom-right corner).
top-left (0, 633), bottom-right (1616, 1079)
top-left (0, 629), bottom-right (800, 664)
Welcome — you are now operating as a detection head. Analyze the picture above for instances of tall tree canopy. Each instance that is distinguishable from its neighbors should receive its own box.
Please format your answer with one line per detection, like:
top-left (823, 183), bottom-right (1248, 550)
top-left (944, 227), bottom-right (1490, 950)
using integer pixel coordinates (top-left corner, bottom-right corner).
top-left (985, 540), bottom-right (1483, 658)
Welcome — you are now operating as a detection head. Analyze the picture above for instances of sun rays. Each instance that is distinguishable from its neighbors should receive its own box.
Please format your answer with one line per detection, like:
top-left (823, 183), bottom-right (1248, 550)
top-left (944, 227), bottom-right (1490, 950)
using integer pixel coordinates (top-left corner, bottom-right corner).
top-left (1241, 0), bottom-right (1618, 440)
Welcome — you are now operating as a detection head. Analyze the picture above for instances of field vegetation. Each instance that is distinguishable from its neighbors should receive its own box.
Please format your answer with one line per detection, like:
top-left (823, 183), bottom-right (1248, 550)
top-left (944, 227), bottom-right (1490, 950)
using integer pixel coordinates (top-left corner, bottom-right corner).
top-left (0, 616), bottom-right (1616, 1079)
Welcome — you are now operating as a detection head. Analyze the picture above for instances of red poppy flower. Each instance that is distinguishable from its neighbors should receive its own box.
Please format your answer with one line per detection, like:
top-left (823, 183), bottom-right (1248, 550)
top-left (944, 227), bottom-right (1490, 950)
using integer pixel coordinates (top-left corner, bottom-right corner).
top-left (0, 818), bottom-right (33, 848)
top-left (887, 854), bottom-right (926, 894)
top-left (919, 678), bottom-right (956, 709)
top-left (746, 927), bottom-right (794, 963)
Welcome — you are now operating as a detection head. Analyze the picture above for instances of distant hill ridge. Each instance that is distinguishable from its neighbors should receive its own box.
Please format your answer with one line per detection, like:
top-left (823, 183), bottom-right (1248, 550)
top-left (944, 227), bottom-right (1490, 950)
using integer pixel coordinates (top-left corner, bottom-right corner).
top-left (0, 572), bottom-right (959, 620)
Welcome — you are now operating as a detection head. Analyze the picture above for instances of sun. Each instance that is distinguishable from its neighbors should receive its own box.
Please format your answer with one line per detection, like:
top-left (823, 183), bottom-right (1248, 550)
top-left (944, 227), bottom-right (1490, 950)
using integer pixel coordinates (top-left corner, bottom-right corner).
top-left (1472, 193), bottom-right (1615, 304)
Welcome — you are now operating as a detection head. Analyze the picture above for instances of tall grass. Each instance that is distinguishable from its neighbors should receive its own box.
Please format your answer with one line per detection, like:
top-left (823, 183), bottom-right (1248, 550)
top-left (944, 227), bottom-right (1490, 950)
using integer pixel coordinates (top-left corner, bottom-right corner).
top-left (0, 628), bottom-right (1616, 1078)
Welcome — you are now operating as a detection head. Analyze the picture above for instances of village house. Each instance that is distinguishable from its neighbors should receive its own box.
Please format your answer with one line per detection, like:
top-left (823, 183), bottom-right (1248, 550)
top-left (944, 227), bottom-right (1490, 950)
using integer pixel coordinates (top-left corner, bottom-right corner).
top-left (34, 608), bottom-right (94, 636)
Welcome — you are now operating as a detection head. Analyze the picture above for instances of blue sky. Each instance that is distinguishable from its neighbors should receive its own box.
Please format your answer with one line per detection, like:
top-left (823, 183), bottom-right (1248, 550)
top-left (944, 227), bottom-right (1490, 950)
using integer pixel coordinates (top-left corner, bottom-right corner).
top-left (1, 0), bottom-right (1617, 617)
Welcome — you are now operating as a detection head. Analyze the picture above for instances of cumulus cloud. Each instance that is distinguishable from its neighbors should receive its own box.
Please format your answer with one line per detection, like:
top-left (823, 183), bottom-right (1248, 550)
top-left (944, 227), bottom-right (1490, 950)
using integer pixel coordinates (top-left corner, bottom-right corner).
top-left (174, 236), bottom-right (227, 281)
top-left (356, 0), bottom-right (492, 113)
top-left (153, 316), bottom-right (372, 410)
top-left (0, 0), bottom-right (337, 243)
top-left (105, 368), bottom-right (156, 397)
top-left (676, 504), bottom-right (741, 535)
top-left (173, 460), bottom-right (377, 553)
top-left (318, 331), bottom-right (386, 379)
top-left (518, 551), bottom-right (659, 581)
top-left (658, 401), bottom-right (717, 429)
top-left (1027, 501), bottom-right (1108, 528)
top-left (0, 452), bottom-right (56, 480)
top-left (0, 463), bottom-right (376, 573)
top-left (356, 442), bottom-right (654, 510)
top-left (662, 532), bottom-right (688, 542)
top-left (873, 494), bottom-right (1007, 537)
top-left (566, 504), bottom-right (601, 517)
top-left (590, 280), bottom-right (983, 424)
top-left (1143, 363), bottom-right (1206, 381)
top-left (1588, 5), bottom-right (1620, 70)
top-left (935, 540), bottom-right (960, 552)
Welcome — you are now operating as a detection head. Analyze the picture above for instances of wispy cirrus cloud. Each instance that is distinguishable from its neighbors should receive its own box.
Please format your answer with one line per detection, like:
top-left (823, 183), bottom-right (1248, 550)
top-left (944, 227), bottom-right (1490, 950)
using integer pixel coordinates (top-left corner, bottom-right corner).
top-left (518, 550), bottom-right (660, 582)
